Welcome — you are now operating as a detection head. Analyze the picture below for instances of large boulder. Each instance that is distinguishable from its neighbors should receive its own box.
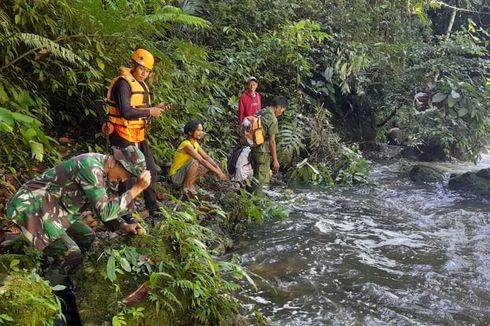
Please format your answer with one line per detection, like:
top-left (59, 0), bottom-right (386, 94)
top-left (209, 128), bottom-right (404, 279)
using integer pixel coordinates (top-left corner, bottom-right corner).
top-left (408, 165), bottom-right (444, 183)
top-left (358, 141), bottom-right (403, 160)
top-left (400, 144), bottom-right (447, 161)
top-left (448, 168), bottom-right (490, 196)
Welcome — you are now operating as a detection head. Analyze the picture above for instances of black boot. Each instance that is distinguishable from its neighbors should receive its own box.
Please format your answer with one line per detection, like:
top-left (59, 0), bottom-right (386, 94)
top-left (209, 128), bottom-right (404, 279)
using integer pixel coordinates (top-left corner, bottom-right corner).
top-left (53, 276), bottom-right (83, 326)
top-left (56, 287), bottom-right (82, 326)
top-left (121, 214), bottom-right (138, 224)
top-left (148, 209), bottom-right (166, 227)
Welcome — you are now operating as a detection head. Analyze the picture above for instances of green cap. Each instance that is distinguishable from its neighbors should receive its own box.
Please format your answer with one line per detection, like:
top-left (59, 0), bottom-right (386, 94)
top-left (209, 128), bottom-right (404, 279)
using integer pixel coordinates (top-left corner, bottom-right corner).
top-left (111, 145), bottom-right (146, 176)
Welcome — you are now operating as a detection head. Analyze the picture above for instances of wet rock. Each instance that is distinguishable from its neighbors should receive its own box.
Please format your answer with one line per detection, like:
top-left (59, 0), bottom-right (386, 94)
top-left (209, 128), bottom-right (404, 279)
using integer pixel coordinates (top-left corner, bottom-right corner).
top-left (400, 146), bottom-right (422, 160)
top-left (448, 168), bottom-right (490, 197)
top-left (358, 141), bottom-right (403, 160)
top-left (400, 144), bottom-right (447, 161)
top-left (408, 165), bottom-right (444, 183)
top-left (476, 168), bottom-right (490, 180)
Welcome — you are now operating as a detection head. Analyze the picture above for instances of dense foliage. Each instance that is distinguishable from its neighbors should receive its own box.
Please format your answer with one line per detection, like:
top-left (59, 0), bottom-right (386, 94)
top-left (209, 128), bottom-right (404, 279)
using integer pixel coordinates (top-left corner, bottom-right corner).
top-left (0, 261), bottom-right (62, 325)
top-left (0, 191), bottom-right (282, 325)
top-left (1, 0), bottom-right (488, 174)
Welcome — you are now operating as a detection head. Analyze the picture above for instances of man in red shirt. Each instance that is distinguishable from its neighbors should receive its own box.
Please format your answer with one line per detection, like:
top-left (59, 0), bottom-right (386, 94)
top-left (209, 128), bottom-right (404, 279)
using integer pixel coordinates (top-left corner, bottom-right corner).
top-left (238, 76), bottom-right (262, 122)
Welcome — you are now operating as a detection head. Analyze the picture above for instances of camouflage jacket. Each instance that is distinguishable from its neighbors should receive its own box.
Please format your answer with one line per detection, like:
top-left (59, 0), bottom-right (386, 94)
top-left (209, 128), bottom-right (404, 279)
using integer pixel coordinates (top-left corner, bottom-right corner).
top-left (6, 154), bottom-right (130, 250)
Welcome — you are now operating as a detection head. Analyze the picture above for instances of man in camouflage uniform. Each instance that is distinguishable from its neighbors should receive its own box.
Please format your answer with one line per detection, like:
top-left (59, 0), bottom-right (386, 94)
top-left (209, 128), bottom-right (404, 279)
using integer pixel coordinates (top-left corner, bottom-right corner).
top-left (6, 145), bottom-right (150, 326)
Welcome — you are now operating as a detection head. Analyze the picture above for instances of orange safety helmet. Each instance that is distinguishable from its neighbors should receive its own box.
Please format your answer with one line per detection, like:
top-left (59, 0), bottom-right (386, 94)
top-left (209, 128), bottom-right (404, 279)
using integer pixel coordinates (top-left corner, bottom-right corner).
top-left (130, 48), bottom-right (154, 70)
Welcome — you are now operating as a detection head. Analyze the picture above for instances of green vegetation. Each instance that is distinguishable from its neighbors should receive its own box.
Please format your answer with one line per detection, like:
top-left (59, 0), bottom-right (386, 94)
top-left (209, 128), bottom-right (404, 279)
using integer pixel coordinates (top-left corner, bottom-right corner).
top-left (1, 0), bottom-right (487, 174)
top-left (0, 261), bottom-right (62, 325)
top-left (0, 0), bottom-right (489, 324)
top-left (0, 193), bottom-right (275, 325)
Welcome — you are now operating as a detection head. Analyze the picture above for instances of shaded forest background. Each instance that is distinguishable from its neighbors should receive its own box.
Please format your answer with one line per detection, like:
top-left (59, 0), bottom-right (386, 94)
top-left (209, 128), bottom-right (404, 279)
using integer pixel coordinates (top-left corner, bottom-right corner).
top-left (0, 0), bottom-right (489, 181)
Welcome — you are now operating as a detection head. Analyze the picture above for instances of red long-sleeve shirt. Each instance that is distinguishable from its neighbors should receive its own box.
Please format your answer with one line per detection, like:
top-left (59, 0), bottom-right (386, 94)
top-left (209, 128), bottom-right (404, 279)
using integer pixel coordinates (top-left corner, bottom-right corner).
top-left (238, 91), bottom-right (261, 122)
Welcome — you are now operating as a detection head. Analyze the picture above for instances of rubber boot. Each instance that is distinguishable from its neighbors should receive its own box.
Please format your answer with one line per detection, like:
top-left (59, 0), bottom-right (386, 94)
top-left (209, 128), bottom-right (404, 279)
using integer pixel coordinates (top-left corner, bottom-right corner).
top-left (53, 276), bottom-right (82, 326)
top-left (121, 214), bottom-right (138, 224)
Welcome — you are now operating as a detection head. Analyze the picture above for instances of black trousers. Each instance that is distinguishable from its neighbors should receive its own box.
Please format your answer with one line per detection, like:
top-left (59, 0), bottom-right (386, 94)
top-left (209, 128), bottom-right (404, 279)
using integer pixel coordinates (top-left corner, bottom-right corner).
top-left (109, 133), bottom-right (160, 211)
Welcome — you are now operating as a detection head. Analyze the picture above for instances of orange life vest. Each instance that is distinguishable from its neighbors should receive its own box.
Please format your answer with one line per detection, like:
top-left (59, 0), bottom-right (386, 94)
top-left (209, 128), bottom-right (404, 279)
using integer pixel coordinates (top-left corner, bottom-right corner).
top-left (106, 67), bottom-right (151, 142)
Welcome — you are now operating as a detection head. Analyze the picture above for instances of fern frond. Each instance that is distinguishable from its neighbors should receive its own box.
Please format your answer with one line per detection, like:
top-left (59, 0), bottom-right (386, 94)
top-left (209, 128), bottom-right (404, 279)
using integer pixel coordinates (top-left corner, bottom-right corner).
top-left (1, 32), bottom-right (92, 69)
top-left (144, 6), bottom-right (211, 29)
top-left (278, 121), bottom-right (307, 164)
top-left (0, 9), bottom-right (11, 34)
top-left (172, 279), bottom-right (195, 292)
top-left (160, 289), bottom-right (182, 307)
top-left (102, 0), bottom-right (118, 10)
top-left (181, 0), bottom-right (205, 15)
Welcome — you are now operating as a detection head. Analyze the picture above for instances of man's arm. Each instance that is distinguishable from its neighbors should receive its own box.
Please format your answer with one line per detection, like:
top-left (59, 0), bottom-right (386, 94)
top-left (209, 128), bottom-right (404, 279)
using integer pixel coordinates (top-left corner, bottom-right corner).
top-left (113, 79), bottom-right (165, 119)
top-left (198, 147), bottom-right (220, 169)
top-left (238, 94), bottom-right (246, 122)
top-left (266, 117), bottom-right (280, 173)
top-left (183, 145), bottom-right (227, 180)
top-left (269, 134), bottom-right (280, 172)
top-left (78, 166), bottom-right (150, 232)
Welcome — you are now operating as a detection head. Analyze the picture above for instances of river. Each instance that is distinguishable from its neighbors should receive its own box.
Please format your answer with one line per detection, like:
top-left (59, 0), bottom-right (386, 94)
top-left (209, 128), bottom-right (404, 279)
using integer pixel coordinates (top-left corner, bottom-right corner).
top-left (236, 154), bottom-right (490, 325)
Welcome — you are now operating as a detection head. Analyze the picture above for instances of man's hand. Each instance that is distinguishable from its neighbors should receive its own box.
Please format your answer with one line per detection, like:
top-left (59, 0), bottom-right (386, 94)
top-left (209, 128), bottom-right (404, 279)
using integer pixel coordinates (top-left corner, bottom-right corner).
top-left (120, 222), bottom-right (145, 235)
top-left (149, 107), bottom-right (163, 117)
top-left (156, 102), bottom-right (171, 112)
top-left (272, 159), bottom-right (280, 173)
top-left (217, 171), bottom-right (229, 181)
top-left (135, 170), bottom-right (151, 191)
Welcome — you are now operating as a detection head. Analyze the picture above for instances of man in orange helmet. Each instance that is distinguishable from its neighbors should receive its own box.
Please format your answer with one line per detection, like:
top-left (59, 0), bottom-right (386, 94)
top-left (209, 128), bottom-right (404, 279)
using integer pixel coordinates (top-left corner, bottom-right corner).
top-left (105, 48), bottom-right (170, 222)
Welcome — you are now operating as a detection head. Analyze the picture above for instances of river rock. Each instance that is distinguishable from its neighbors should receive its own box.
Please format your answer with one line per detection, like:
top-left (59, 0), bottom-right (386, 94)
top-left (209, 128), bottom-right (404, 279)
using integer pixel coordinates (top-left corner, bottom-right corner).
top-left (401, 144), bottom-right (447, 161)
top-left (408, 165), bottom-right (444, 183)
top-left (358, 141), bottom-right (403, 160)
top-left (448, 168), bottom-right (490, 196)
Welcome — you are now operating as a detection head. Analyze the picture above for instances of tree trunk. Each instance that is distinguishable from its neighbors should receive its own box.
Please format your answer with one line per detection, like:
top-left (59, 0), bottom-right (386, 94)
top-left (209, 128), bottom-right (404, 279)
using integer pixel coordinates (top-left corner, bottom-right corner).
top-left (446, 7), bottom-right (457, 39)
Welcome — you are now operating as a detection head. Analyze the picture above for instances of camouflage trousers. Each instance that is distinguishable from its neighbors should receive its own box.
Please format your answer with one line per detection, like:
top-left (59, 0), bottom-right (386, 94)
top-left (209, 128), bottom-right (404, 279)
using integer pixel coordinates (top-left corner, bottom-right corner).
top-left (8, 187), bottom-right (95, 284)
top-left (41, 221), bottom-right (95, 286)
top-left (41, 222), bottom-right (91, 326)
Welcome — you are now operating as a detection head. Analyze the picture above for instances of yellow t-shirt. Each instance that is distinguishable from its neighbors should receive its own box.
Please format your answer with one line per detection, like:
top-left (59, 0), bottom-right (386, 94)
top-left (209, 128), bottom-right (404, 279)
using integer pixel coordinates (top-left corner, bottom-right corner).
top-left (169, 139), bottom-right (200, 176)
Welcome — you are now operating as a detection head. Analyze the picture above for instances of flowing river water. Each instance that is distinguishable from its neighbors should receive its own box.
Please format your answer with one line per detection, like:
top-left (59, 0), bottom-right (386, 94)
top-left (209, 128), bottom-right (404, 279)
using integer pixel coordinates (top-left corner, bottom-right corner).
top-left (236, 154), bottom-right (490, 325)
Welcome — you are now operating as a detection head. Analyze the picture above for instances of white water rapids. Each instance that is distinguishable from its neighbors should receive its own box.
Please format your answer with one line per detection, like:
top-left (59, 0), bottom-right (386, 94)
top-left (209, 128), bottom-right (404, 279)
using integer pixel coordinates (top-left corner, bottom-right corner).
top-left (236, 153), bottom-right (490, 325)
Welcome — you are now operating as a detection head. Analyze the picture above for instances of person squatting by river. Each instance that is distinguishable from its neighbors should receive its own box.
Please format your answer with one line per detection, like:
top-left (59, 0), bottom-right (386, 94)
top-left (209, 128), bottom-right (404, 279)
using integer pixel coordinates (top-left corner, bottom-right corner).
top-left (104, 48), bottom-right (170, 223)
top-left (6, 145), bottom-right (149, 325)
top-left (169, 120), bottom-right (229, 199)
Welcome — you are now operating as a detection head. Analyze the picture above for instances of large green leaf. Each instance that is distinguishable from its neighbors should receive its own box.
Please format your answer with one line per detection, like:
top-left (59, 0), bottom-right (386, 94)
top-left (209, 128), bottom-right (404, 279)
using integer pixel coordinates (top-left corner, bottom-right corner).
top-left (106, 256), bottom-right (117, 282)
top-left (458, 107), bottom-right (468, 117)
top-left (0, 107), bottom-right (14, 132)
top-left (119, 258), bottom-right (132, 273)
top-left (29, 140), bottom-right (44, 161)
top-left (432, 93), bottom-right (447, 103)
top-left (22, 127), bottom-right (37, 143)
top-left (11, 111), bottom-right (35, 124)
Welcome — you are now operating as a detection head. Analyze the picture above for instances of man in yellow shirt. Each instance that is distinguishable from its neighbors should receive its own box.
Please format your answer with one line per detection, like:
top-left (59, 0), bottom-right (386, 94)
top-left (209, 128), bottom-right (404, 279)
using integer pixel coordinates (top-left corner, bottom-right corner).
top-left (169, 120), bottom-right (228, 198)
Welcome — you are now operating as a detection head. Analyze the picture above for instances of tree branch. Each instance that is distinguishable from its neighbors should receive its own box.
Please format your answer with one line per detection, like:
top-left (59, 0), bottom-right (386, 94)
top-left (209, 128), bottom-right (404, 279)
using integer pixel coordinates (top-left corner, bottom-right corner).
top-left (436, 1), bottom-right (490, 15)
